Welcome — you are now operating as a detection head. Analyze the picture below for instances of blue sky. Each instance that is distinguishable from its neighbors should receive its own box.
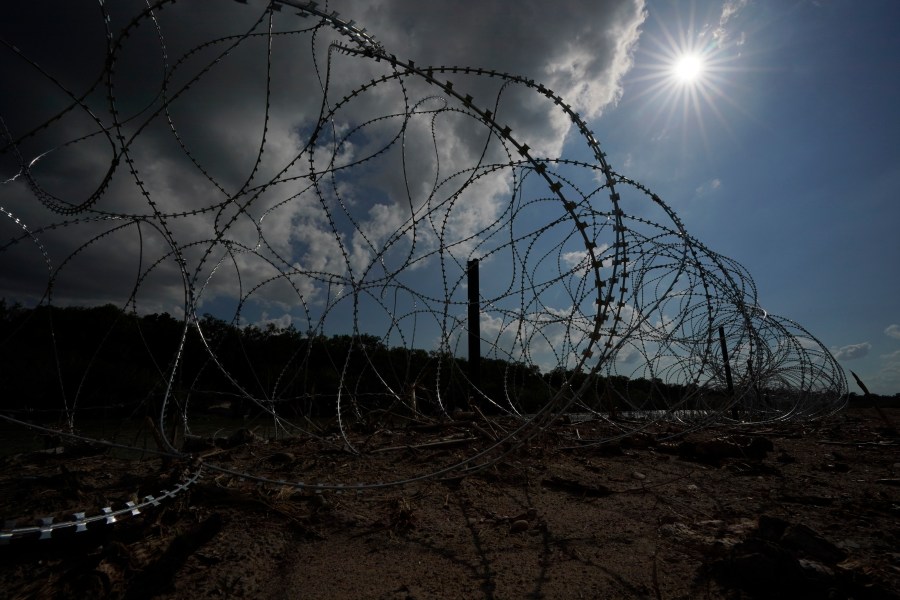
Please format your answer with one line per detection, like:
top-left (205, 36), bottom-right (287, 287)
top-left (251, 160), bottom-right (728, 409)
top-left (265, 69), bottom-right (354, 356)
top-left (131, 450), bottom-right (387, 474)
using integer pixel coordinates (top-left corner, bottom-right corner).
top-left (1, 0), bottom-right (897, 395)
top-left (595, 1), bottom-right (900, 393)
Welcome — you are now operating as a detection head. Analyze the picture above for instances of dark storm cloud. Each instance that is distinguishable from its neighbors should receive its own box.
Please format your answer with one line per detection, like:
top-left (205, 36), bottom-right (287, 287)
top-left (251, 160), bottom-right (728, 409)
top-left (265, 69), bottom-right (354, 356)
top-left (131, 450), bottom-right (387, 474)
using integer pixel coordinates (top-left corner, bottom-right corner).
top-left (362, 0), bottom-right (644, 113)
top-left (1, 0), bottom-right (646, 315)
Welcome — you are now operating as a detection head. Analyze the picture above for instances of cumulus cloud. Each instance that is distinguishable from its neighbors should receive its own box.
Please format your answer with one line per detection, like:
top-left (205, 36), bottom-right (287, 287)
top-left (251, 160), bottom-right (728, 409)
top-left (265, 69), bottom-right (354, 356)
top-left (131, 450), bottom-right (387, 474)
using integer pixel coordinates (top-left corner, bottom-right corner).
top-left (0, 0), bottom-right (647, 336)
top-left (256, 311), bottom-right (293, 330)
top-left (363, 0), bottom-right (645, 119)
top-left (833, 342), bottom-right (871, 361)
top-left (884, 324), bottom-right (900, 340)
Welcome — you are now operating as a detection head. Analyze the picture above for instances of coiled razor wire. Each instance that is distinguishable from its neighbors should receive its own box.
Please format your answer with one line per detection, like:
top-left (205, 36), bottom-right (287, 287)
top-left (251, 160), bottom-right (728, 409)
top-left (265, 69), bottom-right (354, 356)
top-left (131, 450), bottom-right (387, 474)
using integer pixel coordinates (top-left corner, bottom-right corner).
top-left (0, 0), bottom-right (846, 507)
top-left (1, 456), bottom-right (203, 545)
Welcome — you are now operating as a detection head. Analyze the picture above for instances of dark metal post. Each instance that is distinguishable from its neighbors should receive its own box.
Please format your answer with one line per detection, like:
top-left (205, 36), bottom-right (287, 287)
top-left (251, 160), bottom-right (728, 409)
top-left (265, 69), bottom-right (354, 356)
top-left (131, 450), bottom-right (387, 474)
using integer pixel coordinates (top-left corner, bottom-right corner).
top-left (747, 357), bottom-right (763, 410)
top-left (467, 259), bottom-right (481, 390)
top-left (718, 326), bottom-right (737, 419)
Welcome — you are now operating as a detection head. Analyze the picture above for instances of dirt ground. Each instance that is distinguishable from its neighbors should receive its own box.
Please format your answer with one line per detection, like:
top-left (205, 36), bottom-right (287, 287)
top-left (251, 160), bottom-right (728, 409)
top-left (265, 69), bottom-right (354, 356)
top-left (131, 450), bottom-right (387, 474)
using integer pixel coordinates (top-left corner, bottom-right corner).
top-left (1, 406), bottom-right (898, 599)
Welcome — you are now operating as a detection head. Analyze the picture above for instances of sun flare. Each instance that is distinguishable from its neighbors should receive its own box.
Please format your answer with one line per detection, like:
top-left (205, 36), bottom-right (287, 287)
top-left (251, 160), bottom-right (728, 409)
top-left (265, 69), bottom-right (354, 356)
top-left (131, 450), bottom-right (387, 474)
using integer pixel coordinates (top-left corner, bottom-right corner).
top-left (672, 53), bottom-right (704, 84)
top-left (625, 6), bottom-right (748, 149)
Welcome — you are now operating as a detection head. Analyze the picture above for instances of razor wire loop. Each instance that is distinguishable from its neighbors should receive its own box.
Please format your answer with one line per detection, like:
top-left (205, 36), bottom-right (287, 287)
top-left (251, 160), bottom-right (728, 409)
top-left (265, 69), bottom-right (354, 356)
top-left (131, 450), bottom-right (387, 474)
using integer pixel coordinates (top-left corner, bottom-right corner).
top-left (0, 0), bottom-right (847, 495)
top-left (0, 456), bottom-right (203, 544)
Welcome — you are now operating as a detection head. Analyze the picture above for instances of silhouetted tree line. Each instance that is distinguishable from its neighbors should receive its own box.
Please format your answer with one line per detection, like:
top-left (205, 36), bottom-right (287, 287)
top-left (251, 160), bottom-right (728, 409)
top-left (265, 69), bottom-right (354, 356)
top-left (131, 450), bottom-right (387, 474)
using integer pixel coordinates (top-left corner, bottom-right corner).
top-left (4, 301), bottom-right (860, 421)
top-left (0, 301), bottom-right (557, 419)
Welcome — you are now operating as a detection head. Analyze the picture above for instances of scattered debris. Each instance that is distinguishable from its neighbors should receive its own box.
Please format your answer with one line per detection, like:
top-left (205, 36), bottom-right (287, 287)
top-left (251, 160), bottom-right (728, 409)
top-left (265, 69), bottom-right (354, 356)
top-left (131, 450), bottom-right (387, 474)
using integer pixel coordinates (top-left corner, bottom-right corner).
top-left (706, 515), bottom-right (895, 600)
top-left (2, 408), bottom-right (898, 598)
top-left (540, 475), bottom-right (612, 497)
top-left (671, 434), bottom-right (774, 465)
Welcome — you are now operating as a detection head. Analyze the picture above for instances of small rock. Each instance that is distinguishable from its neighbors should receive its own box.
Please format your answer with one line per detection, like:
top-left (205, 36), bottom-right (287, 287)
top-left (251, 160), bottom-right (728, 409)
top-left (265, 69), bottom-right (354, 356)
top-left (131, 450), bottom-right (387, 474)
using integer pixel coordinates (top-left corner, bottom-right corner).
top-left (632, 471), bottom-right (646, 481)
top-left (757, 515), bottom-right (788, 541)
top-left (781, 524), bottom-right (847, 564)
top-left (182, 435), bottom-right (215, 452)
top-left (266, 451), bottom-right (295, 464)
top-left (823, 462), bottom-right (850, 473)
top-left (220, 428), bottom-right (256, 449)
top-left (776, 450), bottom-right (795, 463)
top-left (797, 559), bottom-right (834, 581)
top-left (394, 584), bottom-right (424, 599)
top-left (511, 508), bottom-right (538, 522)
top-left (510, 519), bottom-right (529, 533)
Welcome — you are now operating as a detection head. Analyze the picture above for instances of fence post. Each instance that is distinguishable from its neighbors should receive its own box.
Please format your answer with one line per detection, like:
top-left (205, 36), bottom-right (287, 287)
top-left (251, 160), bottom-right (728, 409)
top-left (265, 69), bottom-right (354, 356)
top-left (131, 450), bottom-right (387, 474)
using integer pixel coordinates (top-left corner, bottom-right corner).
top-left (467, 259), bottom-right (481, 391)
top-left (718, 326), bottom-right (738, 419)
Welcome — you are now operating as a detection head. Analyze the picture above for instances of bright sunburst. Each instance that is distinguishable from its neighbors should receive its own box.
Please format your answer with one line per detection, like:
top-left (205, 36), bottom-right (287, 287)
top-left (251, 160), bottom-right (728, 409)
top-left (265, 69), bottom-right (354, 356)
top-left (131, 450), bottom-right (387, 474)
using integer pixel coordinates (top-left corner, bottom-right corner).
top-left (672, 53), bottom-right (705, 84)
top-left (625, 30), bottom-right (742, 146)
top-left (622, 3), bottom-right (749, 145)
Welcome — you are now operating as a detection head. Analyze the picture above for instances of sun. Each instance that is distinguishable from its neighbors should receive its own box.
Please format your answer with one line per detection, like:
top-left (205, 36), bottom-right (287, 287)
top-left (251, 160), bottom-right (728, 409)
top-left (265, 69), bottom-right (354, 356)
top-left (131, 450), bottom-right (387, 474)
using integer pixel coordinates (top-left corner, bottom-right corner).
top-left (672, 53), bottom-right (705, 84)
top-left (625, 28), bottom-right (740, 141)
top-left (619, 4), bottom-right (751, 151)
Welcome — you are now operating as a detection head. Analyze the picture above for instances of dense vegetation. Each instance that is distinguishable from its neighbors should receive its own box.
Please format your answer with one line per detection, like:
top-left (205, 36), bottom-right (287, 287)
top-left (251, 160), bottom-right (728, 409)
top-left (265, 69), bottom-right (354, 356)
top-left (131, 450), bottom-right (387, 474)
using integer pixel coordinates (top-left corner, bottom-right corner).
top-left (0, 301), bottom-right (557, 420)
top-left (3, 302), bottom-right (885, 423)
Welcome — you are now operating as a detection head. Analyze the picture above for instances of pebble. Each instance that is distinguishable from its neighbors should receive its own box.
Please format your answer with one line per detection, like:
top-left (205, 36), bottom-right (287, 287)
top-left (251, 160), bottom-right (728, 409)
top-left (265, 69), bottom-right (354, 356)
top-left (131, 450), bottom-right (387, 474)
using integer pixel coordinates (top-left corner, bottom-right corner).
top-left (632, 471), bottom-right (646, 481)
top-left (510, 519), bottom-right (529, 533)
top-left (267, 452), bottom-right (295, 464)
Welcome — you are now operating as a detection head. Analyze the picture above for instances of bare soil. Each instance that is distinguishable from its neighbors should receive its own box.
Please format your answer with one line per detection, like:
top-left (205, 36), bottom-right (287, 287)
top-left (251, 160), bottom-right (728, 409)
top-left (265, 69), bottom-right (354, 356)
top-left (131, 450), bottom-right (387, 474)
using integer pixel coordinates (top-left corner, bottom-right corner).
top-left (1, 407), bottom-right (898, 599)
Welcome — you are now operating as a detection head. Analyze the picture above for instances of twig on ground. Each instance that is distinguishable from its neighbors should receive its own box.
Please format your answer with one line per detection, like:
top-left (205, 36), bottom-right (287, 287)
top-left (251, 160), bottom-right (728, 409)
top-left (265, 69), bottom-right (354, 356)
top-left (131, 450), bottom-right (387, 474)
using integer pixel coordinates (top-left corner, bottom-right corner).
top-left (369, 436), bottom-right (479, 454)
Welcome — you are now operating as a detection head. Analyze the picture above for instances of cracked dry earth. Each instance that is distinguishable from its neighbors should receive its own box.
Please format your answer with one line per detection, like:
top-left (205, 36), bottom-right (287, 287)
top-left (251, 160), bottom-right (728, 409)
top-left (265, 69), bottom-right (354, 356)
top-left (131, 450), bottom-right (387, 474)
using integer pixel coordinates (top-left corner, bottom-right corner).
top-left (1, 407), bottom-right (898, 599)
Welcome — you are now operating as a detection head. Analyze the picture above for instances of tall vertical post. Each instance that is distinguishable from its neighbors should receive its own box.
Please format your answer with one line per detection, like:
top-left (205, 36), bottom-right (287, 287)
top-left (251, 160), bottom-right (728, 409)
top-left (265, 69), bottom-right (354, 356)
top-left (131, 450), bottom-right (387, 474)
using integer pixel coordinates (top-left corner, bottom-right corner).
top-left (718, 326), bottom-right (738, 419)
top-left (467, 259), bottom-right (481, 391)
top-left (747, 357), bottom-right (763, 410)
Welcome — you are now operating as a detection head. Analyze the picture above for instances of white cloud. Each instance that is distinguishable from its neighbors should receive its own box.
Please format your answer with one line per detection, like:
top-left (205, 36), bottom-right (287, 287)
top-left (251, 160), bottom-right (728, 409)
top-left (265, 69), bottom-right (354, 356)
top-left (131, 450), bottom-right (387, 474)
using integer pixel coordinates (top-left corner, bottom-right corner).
top-left (712, 0), bottom-right (749, 45)
top-left (833, 342), bottom-right (871, 361)
top-left (562, 250), bottom-right (589, 271)
top-left (884, 324), bottom-right (900, 340)
top-left (695, 178), bottom-right (722, 197)
top-left (256, 311), bottom-right (292, 331)
top-left (867, 350), bottom-right (900, 395)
